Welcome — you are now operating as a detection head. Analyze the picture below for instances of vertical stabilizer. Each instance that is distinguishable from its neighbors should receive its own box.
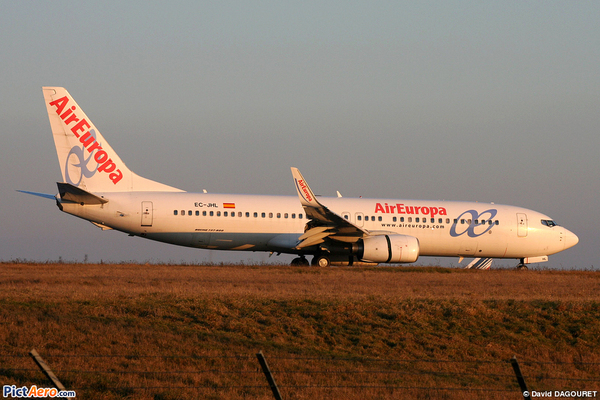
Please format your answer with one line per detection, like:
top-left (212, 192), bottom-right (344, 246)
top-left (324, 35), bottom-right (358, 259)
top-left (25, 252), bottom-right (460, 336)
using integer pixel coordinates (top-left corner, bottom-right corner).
top-left (42, 87), bottom-right (183, 193)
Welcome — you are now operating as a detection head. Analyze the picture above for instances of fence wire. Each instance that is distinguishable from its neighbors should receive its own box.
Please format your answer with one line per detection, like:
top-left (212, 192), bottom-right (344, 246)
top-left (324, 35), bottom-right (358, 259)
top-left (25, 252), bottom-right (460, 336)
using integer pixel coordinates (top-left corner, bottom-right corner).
top-left (1, 352), bottom-right (598, 399)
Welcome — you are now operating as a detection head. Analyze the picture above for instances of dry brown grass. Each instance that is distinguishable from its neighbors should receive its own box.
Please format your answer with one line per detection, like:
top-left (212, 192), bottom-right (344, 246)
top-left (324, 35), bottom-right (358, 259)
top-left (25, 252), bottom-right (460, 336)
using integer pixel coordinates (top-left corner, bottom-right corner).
top-left (1, 263), bottom-right (599, 399)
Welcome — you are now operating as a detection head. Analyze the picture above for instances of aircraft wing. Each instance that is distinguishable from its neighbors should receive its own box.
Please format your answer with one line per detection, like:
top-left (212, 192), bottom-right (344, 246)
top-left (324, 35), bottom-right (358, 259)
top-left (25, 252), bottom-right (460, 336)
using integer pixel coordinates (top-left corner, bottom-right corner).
top-left (291, 167), bottom-right (368, 249)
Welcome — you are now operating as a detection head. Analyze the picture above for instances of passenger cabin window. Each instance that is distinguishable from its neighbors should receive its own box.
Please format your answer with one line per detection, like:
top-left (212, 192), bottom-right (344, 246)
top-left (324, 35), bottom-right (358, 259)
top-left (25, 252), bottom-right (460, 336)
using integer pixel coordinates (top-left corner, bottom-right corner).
top-left (173, 210), bottom-right (178, 215)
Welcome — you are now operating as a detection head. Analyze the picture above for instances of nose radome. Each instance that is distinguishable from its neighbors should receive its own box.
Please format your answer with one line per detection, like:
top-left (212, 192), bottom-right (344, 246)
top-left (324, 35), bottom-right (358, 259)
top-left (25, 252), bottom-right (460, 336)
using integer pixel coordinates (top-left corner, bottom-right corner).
top-left (564, 229), bottom-right (579, 250)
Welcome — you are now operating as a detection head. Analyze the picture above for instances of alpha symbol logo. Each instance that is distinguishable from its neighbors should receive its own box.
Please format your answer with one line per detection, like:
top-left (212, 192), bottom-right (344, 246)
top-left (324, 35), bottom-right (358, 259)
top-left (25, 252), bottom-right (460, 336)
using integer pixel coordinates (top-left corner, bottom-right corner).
top-left (64, 129), bottom-right (100, 186)
top-left (450, 209), bottom-right (498, 237)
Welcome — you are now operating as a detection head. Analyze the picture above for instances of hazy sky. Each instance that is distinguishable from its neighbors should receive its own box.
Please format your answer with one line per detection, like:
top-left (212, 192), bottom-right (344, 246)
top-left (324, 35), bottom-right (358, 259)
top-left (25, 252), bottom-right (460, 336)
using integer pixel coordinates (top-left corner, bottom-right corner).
top-left (1, 1), bottom-right (598, 268)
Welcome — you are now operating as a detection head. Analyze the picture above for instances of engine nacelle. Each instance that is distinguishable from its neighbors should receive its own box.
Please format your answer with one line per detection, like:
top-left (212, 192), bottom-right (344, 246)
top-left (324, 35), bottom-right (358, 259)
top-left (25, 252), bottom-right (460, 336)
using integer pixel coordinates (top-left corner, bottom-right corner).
top-left (355, 234), bottom-right (419, 263)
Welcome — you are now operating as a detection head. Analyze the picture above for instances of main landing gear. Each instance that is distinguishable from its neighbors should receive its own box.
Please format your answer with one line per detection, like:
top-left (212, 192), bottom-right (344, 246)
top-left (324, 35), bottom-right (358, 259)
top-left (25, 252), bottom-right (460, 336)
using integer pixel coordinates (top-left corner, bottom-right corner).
top-left (516, 258), bottom-right (529, 270)
top-left (290, 254), bottom-right (331, 267)
top-left (290, 256), bottom-right (309, 267)
top-left (312, 254), bottom-right (331, 268)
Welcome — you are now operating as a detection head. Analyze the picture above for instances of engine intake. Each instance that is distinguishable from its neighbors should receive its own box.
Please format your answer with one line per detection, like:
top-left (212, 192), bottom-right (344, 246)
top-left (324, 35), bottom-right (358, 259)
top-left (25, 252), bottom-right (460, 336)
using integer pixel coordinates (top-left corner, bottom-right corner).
top-left (355, 234), bottom-right (419, 263)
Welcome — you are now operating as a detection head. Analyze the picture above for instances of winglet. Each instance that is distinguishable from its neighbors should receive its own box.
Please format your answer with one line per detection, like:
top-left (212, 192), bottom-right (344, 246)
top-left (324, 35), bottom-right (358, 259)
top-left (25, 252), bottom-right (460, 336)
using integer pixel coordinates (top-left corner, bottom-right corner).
top-left (291, 167), bottom-right (321, 208)
top-left (290, 167), bottom-right (369, 240)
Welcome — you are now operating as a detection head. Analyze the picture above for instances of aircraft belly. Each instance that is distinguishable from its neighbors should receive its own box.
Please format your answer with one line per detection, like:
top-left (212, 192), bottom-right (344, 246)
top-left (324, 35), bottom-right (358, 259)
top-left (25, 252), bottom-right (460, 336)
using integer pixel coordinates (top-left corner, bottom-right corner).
top-left (145, 232), bottom-right (291, 252)
top-left (418, 234), bottom-right (509, 258)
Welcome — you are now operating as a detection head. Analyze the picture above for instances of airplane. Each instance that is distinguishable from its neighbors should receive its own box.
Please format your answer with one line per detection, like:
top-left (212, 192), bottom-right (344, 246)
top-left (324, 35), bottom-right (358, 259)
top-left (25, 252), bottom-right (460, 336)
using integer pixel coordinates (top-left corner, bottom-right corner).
top-left (20, 87), bottom-right (579, 269)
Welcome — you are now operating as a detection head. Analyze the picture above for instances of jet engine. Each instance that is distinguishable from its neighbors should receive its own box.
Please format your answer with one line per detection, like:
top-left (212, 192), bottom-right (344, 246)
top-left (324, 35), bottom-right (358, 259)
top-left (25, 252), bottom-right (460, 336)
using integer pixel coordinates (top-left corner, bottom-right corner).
top-left (354, 234), bottom-right (419, 263)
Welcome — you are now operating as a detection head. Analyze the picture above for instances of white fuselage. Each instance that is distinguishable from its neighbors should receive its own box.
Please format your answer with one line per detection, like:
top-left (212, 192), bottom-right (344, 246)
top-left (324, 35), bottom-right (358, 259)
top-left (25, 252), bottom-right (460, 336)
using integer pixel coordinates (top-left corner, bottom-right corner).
top-left (60, 192), bottom-right (578, 260)
top-left (38, 87), bottom-right (579, 266)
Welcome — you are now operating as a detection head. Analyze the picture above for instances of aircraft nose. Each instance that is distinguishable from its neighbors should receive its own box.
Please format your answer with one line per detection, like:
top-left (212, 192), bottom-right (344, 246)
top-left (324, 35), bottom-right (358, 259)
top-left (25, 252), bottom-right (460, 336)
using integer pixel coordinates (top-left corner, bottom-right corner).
top-left (564, 229), bottom-right (579, 250)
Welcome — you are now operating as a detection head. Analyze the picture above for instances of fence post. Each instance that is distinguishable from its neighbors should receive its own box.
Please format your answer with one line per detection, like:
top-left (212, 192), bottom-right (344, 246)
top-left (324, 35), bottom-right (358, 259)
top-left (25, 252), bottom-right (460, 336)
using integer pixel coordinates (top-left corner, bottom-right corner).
top-left (510, 356), bottom-right (531, 400)
top-left (256, 350), bottom-right (283, 400)
top-left (29, 349), bottom-right (73, 400)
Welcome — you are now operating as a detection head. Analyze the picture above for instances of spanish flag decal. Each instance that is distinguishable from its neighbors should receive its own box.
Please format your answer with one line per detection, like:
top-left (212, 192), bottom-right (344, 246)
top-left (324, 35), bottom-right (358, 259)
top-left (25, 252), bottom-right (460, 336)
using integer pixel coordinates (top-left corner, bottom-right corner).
top-left (223, 203), bottom-right (236, 209)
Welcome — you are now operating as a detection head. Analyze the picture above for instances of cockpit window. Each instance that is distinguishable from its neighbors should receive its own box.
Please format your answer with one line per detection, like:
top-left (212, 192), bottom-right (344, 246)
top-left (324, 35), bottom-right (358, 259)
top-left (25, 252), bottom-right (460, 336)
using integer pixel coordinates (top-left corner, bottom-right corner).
top-left (541, 220), bottom-right (558, 227)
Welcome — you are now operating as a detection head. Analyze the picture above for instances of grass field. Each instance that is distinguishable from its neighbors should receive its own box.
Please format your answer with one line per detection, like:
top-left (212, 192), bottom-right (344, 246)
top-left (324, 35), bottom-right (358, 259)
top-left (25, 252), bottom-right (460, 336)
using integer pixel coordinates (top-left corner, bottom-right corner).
top-left (1, 262), bottom-right (599, 399)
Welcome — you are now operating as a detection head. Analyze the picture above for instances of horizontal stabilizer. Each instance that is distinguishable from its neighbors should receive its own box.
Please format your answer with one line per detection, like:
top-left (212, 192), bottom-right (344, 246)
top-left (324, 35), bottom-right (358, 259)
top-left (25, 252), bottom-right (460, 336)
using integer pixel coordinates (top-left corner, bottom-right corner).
top-left (57, 182), bottom-right (108, 205)
top-left (17, 190), bottom-right (57, 200)
top-left (465, 258), bottom-right (493, 270)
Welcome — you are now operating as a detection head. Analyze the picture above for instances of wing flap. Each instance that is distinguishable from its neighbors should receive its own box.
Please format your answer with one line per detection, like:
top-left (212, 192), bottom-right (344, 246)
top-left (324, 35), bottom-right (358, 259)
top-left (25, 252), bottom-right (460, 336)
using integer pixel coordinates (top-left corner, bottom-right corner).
top-left (296, 232), bottom-right (331, 249)
top-left (298, 226), bottom-right (334, 241)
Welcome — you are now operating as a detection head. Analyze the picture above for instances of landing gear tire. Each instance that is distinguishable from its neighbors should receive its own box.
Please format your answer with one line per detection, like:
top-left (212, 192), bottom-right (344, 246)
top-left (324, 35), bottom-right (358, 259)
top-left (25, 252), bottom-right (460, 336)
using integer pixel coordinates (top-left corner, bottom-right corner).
top-left (313, 255), bottom-right (331, 268)
top-left (516, 264), bottom-right (529, 270)
top-left (291, 257), bottom-right (309, 267)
